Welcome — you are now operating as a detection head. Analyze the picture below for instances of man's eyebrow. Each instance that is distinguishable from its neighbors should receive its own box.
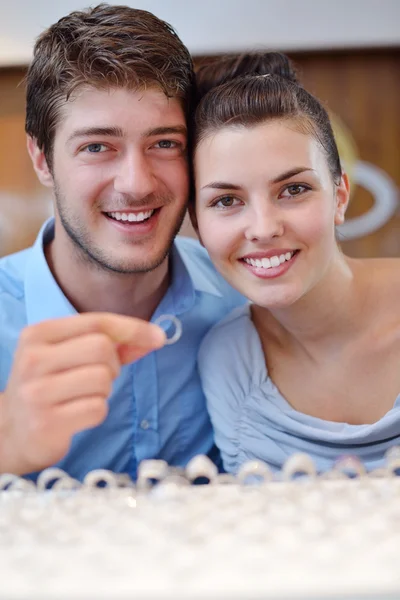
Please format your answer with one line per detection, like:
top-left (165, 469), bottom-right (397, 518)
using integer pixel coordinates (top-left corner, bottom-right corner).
top-left (271, 167), bottom-right (315, 183)
top-left (143, 125), bottom-right (187, 138)
top-left (67, 125), bottom-right (187, 144)
top-left (67, 126), bottom-right (124, 143)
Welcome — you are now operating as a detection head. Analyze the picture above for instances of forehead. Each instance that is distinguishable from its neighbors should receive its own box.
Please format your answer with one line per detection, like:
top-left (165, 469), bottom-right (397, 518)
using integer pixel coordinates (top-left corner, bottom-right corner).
top-left (195, 120), bottom-right (327, 178)
top-left (55, 86), bottom-right (186, 141)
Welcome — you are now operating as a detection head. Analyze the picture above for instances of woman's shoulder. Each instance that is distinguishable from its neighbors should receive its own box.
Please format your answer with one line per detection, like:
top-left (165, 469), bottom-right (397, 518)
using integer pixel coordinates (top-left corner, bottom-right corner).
top-left (352, 257), bottom-right (400, 344)
top-left (199, 304), bottom-right (253, 361)
top-left (351, 256), bottom-right (400, 298)
top-left (198, 303), bottom-right (265, 381)
top-left (355, 256), bottom-right (400, 278)
top-left (206, 302), bottom-right (252, 335)
top-left (362, 257), bottom-right (400, 303)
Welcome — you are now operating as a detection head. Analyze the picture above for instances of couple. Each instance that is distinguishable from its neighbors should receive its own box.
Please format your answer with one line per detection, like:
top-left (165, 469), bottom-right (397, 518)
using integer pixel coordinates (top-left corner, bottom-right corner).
top-left (0, 4), bottom-right (399, 480)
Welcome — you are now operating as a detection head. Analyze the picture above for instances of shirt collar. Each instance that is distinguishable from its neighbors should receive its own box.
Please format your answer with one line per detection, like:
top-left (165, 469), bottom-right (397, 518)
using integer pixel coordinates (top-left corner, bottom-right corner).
top-left (167, 240), bottom-right (223, 317)
top-left (24, 218), bottom-right (221, 324)
top-left (25, 218), bottom-right (77, 325)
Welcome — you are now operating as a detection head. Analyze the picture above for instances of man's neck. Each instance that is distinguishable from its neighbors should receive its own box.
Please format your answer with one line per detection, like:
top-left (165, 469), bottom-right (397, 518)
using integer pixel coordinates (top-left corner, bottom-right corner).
top-left (44, 237), bottom-right (171, 322)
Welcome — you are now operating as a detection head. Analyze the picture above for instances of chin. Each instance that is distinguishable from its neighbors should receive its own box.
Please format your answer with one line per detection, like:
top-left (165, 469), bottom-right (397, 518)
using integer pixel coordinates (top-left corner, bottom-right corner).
top-left (112, 257), bottom-right (168, 274)
top-left (250, 289), bottom-right (302, 310)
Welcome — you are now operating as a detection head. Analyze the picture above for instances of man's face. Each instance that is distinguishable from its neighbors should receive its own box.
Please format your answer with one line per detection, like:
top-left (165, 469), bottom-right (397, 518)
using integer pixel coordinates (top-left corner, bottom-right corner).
top-left (45, 86), bottom-right (189, 273)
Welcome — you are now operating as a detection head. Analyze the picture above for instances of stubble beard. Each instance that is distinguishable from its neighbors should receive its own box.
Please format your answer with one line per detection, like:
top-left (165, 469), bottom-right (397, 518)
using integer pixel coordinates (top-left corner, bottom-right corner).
top-left (54, 185), bottom-right (188, 275)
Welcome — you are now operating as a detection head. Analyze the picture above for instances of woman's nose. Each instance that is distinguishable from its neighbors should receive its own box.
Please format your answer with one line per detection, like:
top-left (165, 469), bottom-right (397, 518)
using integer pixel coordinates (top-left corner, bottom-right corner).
top-left (244, 201), bottom-right (284, 242)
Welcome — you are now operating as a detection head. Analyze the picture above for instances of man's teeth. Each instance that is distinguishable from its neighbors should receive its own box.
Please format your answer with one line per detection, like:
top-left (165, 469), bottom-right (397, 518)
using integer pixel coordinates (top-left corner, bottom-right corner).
top-left (244, 252), bottom-right (294, 269)
top-left (108, 210), bottom-right (154, 222)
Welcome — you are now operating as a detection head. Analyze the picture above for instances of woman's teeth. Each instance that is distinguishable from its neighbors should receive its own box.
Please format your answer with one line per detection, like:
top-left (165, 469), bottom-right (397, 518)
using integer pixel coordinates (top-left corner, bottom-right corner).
top-left (243, 251), bottom-right (294, 269)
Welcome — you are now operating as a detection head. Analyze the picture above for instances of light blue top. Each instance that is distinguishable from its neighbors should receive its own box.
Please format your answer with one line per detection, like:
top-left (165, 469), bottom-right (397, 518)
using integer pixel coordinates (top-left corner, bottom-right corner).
top-left (198, 304), bottom-right (400, 474)
top-left (0, 218), bottom-right (245, 480)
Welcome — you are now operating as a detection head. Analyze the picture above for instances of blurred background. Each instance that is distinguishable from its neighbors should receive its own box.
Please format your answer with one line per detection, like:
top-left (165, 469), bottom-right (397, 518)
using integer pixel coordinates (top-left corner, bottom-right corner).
top-left (0, 0), bottom-right (399, 257)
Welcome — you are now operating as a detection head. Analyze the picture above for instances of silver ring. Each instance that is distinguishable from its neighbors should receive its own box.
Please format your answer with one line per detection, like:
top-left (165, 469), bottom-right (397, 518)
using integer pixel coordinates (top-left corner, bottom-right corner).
top-left (154, 314), bottom-right (182, 345)
top-left (282, 453), bottom-right (317, 480)
top-left (237, 460), bottom-right (273, 485)
top-left (37, 467), bottom-right (71, 491)
top-left (333, 455), bottom-right (366, 478)
top-left (185, 454), bottom-right (218, 483)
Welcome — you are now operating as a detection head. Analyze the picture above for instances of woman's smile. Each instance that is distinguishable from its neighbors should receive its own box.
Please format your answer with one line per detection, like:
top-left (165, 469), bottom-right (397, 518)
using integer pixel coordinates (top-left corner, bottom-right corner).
top-left (195, 120), bottom-right (345, 308)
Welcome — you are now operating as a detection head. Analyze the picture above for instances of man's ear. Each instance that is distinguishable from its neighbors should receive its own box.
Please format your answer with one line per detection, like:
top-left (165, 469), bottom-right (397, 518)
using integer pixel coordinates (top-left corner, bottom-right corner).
top-left (334, 172), bottom-right (350, 226)
top-left (26, 136), bottom-right (54, 188)
top-left (188, 202), bottom-right (204, 246)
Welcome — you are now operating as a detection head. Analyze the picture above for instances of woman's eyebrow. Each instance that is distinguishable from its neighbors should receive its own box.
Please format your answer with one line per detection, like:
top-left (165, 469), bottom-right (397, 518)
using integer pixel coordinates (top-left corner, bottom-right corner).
top-left (201, 182), bottom-right (241, 191)
top-left (271, 167), bottom-right (315, 183)
top-left (201, 168), bottom-right (316, 191)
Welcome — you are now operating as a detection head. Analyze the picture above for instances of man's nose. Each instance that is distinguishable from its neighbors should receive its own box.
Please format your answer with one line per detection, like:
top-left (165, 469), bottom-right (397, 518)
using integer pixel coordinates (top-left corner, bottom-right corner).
top-left (244, 200), bottom-right (284, 242)
top-left (114, 151), bottom-right (156, 199)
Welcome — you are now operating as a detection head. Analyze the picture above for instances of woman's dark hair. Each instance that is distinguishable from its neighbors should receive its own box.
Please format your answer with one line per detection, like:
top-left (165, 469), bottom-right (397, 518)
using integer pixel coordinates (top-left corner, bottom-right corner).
top-left (193, 51), bottom-right (342, 185)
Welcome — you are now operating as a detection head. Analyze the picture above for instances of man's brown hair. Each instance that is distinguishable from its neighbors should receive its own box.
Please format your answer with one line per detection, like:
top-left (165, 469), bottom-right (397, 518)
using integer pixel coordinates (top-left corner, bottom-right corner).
top-left (25, 3), bottom-right (194, 167)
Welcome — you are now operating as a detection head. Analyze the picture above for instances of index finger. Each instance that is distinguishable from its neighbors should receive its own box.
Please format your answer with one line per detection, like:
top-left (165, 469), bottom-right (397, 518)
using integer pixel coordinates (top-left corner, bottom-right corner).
top-left (22, 313), bottom-right (167, 350)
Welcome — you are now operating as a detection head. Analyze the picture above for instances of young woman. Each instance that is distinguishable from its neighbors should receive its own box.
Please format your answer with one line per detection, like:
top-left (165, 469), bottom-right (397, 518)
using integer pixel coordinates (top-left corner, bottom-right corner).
top-left (191, 52), bottom-right (400, 474)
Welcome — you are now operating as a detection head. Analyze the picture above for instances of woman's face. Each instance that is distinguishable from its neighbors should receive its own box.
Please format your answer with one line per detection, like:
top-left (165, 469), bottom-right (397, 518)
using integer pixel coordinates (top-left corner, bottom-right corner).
top-left (194, 120), bottom-right (348, 308)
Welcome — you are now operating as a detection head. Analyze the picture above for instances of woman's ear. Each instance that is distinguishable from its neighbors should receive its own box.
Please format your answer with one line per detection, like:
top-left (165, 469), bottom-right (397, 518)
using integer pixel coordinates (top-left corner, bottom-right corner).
top-left (334, 172), bottom-right (350, 226)
top-left (26, 136), bottom-right (54, 188)
top-left (188, 202), bottom-right (204, 246)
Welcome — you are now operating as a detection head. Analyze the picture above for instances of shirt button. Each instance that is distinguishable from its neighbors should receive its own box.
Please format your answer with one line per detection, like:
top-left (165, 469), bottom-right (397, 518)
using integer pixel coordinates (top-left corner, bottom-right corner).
top-left (140, 419), bottom-right (150, 430)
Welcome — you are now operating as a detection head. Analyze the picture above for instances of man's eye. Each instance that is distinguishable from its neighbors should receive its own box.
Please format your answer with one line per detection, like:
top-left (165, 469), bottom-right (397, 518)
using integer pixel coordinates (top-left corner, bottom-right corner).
top-left (83, 143), bottom-right (107, 153)
top-left (154, 140), bottom-right (178, 149)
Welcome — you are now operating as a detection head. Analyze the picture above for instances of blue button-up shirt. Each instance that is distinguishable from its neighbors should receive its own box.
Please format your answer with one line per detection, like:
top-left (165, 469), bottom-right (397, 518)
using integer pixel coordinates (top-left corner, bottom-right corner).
top-left (0, 219), bottom-right (245, 480)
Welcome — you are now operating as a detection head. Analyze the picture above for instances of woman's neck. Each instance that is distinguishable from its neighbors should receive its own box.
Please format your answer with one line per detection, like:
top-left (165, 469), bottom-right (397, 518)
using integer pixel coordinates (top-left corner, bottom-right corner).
top-left (252, 254), bottom-right (368, 358)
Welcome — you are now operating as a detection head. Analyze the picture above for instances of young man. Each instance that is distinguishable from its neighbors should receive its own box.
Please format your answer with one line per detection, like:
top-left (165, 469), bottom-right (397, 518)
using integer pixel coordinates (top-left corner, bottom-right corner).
top-left (0, 4), bottom-right (244, 478)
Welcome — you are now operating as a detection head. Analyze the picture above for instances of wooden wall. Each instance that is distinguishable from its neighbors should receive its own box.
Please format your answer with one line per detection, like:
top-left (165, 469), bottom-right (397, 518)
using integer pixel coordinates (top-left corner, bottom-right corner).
top-left (290, 49), bottom-right (400, 257)
top-left (0, 68), bottom-right (53, 255)
top-left (0, 49), bottom-right (399, 257)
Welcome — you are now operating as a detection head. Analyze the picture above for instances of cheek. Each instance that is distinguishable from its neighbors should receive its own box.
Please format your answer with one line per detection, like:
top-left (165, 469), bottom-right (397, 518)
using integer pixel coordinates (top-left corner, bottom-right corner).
top-left (156, 159), bottom-right (189, 199)
top-left (294, 202), bottom-right (336, 245)
top-left (196, 213), bottom-right (235, 260)
top-left (62, 174), bottom-right (100, 205)
top-left (196, 212), bottom-right (215, 248)
top-left (53, 159), bottom-right (99, 193)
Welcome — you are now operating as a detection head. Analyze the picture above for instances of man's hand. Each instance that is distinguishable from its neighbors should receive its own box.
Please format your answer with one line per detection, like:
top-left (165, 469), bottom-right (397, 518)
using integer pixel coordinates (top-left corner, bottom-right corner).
top-left (0, 313), bottom-right (166, 475)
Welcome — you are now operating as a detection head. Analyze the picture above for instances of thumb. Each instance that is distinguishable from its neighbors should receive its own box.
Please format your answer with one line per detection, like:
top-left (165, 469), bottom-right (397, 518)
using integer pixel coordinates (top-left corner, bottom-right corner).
top-left (116, 325), bottom-right (166, 365)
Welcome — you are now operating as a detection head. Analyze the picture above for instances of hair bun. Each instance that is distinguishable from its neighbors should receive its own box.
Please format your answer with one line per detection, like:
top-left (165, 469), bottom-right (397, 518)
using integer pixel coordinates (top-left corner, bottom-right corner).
top-left (195, 51), bottom-right (298, 101)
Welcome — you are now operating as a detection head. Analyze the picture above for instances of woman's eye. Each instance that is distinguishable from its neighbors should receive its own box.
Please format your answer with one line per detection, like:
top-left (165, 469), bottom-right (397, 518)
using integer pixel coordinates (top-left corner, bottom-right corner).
top-left (214, 196), bottom-right (240, 208)
top-left (281, 184), bottom-right (309, 198)
top-left (83, 143), bottom-right (108, 153)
